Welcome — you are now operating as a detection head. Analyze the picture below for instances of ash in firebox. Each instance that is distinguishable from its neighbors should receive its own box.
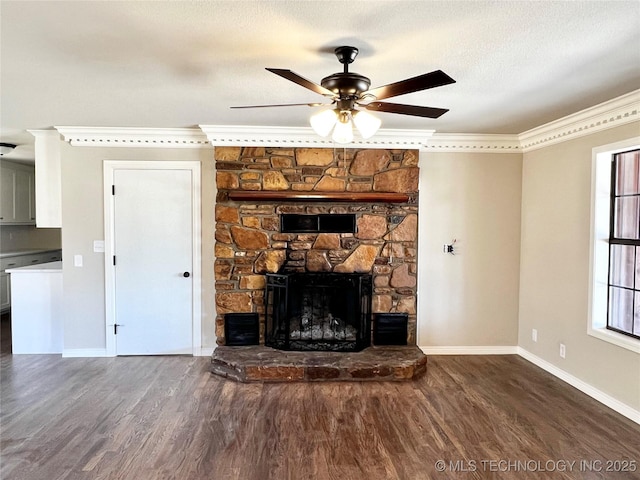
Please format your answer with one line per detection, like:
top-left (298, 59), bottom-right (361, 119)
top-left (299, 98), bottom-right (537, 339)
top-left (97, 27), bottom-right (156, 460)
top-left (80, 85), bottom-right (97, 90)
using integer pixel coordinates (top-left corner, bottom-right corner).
top-left (289, 313), bottom-right (357, 341)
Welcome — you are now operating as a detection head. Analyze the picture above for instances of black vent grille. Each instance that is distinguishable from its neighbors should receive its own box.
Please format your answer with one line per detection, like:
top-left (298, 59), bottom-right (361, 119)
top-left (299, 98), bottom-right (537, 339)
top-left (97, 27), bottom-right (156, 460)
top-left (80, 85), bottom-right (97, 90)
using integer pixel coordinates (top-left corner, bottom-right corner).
top-left (373, 313), bottom-right (408, 345)
top-left (224, 313), bottom-right (259, 346)
top-left (281, 214), bottom-right (356, 233)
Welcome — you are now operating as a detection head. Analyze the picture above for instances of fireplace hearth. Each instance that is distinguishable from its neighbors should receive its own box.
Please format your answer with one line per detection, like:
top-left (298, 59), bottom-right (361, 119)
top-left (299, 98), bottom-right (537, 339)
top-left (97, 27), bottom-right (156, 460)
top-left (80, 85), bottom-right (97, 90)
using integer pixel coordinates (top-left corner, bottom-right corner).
top-left (265, 273), bottom-right (372, 352)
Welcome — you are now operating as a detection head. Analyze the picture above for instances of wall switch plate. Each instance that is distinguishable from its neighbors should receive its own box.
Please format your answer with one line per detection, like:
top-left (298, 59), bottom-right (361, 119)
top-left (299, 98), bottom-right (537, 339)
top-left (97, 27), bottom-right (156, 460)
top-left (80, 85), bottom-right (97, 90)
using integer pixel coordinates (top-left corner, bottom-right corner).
top-left (532, 329), bottom-right (537, 342)
top-left (93, 240), bottom-right (105, 253)
top-left (559, 343), bottom-right (566, 358)
top-left (73, 254), bottom-right (83, 267)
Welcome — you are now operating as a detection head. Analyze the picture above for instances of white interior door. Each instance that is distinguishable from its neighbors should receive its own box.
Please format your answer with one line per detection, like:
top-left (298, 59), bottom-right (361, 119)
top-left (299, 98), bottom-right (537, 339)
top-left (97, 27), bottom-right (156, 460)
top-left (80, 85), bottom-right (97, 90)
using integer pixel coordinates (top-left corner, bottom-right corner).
top-left (113, 168), bottom-right (193, 355)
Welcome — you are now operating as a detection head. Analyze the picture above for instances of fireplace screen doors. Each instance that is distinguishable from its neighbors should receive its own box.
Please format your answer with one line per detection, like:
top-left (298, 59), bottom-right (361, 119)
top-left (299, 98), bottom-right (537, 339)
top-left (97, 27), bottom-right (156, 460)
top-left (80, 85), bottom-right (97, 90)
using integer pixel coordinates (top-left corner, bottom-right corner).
top-left (265, 273), bottom-right (372, 352)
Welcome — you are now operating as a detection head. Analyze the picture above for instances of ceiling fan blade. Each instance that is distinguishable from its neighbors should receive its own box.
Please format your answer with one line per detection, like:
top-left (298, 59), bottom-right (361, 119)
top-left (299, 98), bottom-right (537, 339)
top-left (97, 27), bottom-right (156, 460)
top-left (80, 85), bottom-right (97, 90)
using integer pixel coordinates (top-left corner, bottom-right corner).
top-left (231, 102), bottom-right (327, 109)
top-left (365, 102), bottom-right (449, 118)
top-left (266, 68), bottom-right (335, 97)
top-left (267, 68), bottom-right (335, 97)
top-left (366, 70), bottom-right (455, 101)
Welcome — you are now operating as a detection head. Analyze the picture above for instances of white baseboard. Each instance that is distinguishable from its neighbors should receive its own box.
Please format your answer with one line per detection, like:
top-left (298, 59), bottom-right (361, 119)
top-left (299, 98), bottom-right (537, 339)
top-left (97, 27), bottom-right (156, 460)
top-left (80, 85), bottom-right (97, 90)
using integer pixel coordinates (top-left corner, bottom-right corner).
top-left (517, 347), bottom-right (639, 424)
top-left (419, 345), bottom-right (519, 355)
top-left (62, 347), bottom-right (214, 357)
top-left (197, 347), bottom-right (215, 357)
top-left (62, 348), bottom-right (109, 358)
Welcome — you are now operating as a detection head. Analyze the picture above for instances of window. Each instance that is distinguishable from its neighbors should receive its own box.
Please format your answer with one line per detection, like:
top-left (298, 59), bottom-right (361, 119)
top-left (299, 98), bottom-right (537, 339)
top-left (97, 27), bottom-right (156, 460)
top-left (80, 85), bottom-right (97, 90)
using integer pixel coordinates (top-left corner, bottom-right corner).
top-left (607, 149), bottom-right (640, 339)
top-left (589, 138), bottom-right (640, 353)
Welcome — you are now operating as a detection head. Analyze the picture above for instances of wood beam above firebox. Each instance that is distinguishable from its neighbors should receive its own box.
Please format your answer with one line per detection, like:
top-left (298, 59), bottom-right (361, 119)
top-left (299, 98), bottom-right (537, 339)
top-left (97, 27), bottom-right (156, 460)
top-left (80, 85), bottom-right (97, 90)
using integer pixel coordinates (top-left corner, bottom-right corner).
top-left (226, 191), bottom-right (410, 203)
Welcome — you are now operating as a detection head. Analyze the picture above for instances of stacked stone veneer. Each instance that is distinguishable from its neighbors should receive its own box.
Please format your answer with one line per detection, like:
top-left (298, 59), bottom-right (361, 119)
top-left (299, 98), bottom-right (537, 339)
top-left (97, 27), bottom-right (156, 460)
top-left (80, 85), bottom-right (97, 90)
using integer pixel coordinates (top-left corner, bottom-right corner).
top-left (214, 146), bottom-right (419, 345)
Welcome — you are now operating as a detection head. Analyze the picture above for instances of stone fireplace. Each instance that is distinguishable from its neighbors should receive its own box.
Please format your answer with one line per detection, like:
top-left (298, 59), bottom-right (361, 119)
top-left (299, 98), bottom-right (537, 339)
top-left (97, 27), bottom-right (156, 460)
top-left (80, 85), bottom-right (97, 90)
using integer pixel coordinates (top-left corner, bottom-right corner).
top-left (214, 146), bottom-right (419, 348)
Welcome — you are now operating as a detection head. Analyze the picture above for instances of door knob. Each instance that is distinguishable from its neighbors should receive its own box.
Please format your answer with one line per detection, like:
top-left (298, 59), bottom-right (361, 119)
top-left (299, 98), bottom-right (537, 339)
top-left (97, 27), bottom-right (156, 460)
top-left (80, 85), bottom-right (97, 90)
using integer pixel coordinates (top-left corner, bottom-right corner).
top-left (183, 272), bottom-right (190, 278)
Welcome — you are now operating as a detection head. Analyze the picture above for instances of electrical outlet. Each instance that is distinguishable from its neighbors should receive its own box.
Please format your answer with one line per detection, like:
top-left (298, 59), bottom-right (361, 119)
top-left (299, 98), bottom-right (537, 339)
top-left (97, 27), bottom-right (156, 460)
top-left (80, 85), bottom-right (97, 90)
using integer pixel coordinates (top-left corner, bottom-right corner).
top-left (559, 343), bottom-right (566, 358)
top-left (532, 329), bottom-right (538, 342)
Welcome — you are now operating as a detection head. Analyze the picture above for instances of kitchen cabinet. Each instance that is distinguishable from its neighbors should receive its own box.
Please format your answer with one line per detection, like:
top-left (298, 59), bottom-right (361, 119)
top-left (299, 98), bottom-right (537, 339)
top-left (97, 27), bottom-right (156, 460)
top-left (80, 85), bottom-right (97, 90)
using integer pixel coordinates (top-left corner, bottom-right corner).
top-left (0, 273), bottom-right (10, 311)
top-left (0, 161), bottom-right (36, 225)
top-left (0, 165), bottom-right (15, 223)
top-left (0, 249), bottom-right (62, 313)
top-left (30, 129), bottom-right (62, 228)
top-left (7, 261), bottom-right (63, 354)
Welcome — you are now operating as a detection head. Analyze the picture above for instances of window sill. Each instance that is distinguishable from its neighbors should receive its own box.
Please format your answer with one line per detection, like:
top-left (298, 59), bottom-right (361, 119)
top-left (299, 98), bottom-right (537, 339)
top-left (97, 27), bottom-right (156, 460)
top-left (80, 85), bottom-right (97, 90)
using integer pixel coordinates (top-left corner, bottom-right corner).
top-left (588, 327), bottom-right (640, 354)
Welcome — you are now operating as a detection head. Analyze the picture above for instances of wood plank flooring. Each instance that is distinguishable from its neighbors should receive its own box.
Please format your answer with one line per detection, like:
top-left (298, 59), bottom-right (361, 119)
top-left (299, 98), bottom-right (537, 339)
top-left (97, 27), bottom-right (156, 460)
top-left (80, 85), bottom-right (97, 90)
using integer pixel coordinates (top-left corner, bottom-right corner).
top-left (1, 317), bottom-right (639, 479)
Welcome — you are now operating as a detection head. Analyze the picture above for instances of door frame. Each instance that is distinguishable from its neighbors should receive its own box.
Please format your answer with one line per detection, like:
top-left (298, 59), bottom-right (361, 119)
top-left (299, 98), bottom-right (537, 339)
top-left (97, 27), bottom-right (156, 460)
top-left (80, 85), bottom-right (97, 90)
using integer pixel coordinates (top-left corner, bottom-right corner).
top-left (103, 161), bottom-right (202, 356)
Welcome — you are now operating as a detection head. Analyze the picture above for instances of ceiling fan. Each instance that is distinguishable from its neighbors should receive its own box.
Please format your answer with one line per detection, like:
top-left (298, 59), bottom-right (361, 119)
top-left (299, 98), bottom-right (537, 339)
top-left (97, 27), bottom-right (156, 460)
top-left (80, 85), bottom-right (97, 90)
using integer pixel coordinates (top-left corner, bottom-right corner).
top-left (231, 46), bottom-right (456, 143)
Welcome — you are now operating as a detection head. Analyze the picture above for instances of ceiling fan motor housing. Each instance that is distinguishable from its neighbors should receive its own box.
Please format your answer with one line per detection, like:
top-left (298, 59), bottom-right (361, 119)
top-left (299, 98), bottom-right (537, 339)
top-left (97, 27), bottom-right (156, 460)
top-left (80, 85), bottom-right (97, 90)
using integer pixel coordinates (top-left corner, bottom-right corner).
top-left (321, 73), bottom-right (371, 98)
top-left (322, 46), bottom-right (371, 99)
top-left (334, 46), bottom-right (359, 65)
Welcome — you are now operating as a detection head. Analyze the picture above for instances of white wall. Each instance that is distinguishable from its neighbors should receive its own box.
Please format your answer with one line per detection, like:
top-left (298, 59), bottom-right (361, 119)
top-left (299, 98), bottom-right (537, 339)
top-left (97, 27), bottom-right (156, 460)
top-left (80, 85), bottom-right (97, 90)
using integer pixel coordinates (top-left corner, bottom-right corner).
top-left (59, 139), bottom-right (522, 353)
top-left (519, 121), bottom-right (640, 411)
top-left (418, 151), bottom-right (522, 348)
top-left (60, 142), bottom-right (216, 352)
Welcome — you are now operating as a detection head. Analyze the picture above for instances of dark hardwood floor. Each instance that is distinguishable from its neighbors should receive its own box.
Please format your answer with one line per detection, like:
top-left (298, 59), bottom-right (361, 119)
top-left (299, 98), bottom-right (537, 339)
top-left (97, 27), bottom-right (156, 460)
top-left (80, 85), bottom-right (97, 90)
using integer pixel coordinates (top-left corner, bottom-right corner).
top-left (1, 321), bottom-right (639, 479)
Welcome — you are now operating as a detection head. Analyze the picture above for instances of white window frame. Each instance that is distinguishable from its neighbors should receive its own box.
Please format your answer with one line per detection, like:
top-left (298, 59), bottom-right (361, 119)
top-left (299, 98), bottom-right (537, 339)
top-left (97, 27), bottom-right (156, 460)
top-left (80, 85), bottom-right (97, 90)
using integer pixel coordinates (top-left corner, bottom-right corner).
top-left (588, 137), bottom-right (640, 353)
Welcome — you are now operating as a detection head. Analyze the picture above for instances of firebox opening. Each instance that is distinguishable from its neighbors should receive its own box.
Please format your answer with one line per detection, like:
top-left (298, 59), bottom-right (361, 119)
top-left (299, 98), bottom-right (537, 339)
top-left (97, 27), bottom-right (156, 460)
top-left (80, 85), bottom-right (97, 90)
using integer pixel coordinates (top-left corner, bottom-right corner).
top-left (265, 273), bottom-right (372, 352)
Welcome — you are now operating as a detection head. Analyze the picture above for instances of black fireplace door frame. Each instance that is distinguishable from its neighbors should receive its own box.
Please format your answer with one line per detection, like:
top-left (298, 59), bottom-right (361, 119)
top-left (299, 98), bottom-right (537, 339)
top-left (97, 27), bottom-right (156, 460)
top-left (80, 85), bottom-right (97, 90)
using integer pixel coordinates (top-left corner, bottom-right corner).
top-left (265, 273), bottom-right (372, 352)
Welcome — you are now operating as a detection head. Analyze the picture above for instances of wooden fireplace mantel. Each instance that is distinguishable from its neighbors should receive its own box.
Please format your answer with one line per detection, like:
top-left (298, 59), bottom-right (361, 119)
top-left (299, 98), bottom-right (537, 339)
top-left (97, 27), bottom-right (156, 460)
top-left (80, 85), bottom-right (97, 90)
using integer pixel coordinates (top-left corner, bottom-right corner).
top-left (227, 191), bottom-right (411, 203)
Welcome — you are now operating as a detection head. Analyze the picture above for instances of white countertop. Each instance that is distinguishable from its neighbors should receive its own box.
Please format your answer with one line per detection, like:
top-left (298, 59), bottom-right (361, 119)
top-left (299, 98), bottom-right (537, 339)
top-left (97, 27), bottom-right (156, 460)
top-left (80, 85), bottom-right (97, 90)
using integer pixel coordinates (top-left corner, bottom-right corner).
top-left (0, 248), bottom-right (61, 259)
top-left (6, 261), bottom-right (62, 273)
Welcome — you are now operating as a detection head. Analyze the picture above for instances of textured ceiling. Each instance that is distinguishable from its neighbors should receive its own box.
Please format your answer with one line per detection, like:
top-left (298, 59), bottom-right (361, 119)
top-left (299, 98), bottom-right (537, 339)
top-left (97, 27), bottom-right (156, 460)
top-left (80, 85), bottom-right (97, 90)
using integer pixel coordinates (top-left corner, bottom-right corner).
top-left (1, 0), bottom-right (639, 160)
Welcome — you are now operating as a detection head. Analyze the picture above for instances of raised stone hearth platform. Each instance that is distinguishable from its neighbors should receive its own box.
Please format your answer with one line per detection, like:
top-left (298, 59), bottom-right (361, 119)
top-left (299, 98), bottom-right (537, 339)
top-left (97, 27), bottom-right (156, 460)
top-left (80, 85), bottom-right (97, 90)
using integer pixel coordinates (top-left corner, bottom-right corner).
top-left (210, 345), bottom-right (427, 382)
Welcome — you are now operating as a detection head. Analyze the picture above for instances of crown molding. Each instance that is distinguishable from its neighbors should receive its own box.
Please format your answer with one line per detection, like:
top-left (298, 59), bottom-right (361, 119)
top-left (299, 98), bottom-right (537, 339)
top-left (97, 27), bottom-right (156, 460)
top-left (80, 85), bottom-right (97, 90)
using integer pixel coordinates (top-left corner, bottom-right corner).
top-left (518, 89), bottom-right (640, 152)
top-left (425, 133), bottom-right (521, 153)
top-left (55, 127), bottom-right (209, 147)
top-left (199, 125), bottom-right (434, 149)
top-left (53, 90), bottom-right (639, 153)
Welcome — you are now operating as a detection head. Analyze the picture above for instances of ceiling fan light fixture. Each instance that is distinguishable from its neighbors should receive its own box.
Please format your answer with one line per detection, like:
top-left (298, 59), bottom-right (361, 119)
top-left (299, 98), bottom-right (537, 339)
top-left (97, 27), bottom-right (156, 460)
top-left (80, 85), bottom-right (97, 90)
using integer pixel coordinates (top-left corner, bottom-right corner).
top-left (331, 114), bottom-right (354, 144)
top-left (310, 108), bottom-right (338, 137)
top-left (0, 143), bottom-right (17, 156)
top-left (310, 108), bottom-right (380, 144)
top-left (352, 110), bottom-right (381, 139)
